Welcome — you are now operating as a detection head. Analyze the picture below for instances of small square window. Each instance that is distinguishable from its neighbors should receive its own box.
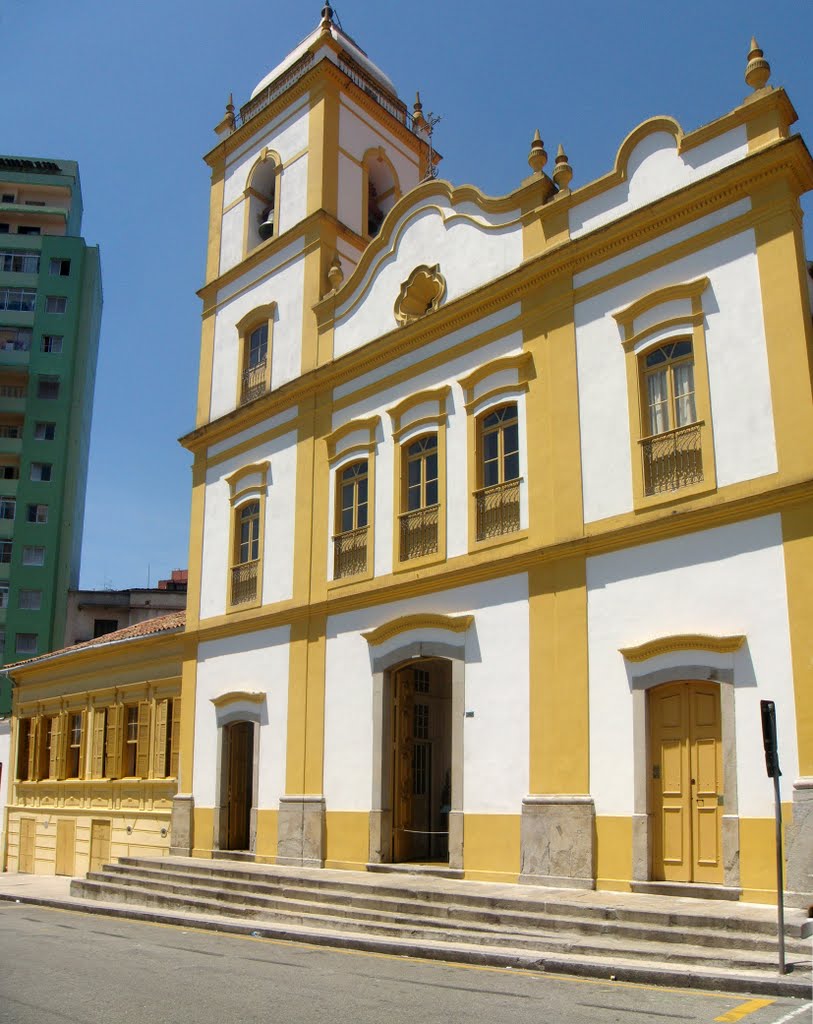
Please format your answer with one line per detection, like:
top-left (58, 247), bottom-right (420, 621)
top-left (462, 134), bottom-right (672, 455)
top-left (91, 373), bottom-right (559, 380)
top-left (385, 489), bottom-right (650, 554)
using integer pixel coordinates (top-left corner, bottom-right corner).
top-left (15, 633), bottom-right (38, 656)
top-left (0, 224), bottom-right (8, 233)
top-left (0, 582), bottom-right (8, 608)
top-left (41, 335), bottom-right (63, 354)
top-left (19, 589), bottom-right (42, 611)
top-left (26, 504), bottom-right (48, 524)
top-left (22, 545), bottom-right (45, 566)
top-left (30, 463), bottom-right (52, 482)
top-left (37, 376), bottom-right (60, 399)
top-left (93, 618), bottom-right (119, 638)
top-left (44, 295), bottom-right (66, 314)
top-left (0, 541), bottom-right (11, 563)
top-left (34, 421), bottom-right (56, 441)
top-left (0, 497), bottom-right (15, 520)
top-left (17, 226), bottom-right (40, 236)
top-left (0, 465), bottom-right (18, 480)
top-left (49, 258), bottom-right (70, 277)
top-left (1, 194), bottom-right (14, 203)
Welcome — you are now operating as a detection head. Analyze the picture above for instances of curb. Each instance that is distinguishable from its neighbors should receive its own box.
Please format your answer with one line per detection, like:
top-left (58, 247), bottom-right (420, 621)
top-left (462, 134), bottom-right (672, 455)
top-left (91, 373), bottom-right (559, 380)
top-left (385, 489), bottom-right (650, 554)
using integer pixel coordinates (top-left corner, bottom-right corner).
top-left (0, 891), bottom-right (809, 1000)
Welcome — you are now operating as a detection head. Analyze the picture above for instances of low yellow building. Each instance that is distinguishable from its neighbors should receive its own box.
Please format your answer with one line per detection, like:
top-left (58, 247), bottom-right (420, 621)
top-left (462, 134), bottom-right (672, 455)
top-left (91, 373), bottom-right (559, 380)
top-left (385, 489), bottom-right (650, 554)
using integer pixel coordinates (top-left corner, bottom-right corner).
top-left (2, 612), bottom-right (183, 875)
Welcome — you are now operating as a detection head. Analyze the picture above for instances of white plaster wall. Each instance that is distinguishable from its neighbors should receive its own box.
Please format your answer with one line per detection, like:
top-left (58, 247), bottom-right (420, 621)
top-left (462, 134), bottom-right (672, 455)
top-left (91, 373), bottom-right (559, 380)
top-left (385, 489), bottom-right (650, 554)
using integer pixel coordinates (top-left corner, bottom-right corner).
top-left (333, 200), bottom-right (523, 357)
top-left (576, 227), bottom-right (776, 523)
top-left (0, 719), bottom-right (9, 867)
top-left (210, 247), bottom-right (305, 421)
top-left (570, 126), bottom-right (748, 238)
top-left (327, 329), bottom-right (524, 578)
top-left (193, 627), bottom-right (291, 809)
top-left (218, 100), bottom-right (310, 276)
top-left (199, 431), bottom-right (297, 620)
top-left (339, 97), bottom-right (420, 193)
top-left (208, 406), bottom-right (298, 460)
top-left (587, 514), bottom-right (797, 819)
top-left (338, 151), bottom-right (363, 237)
top-left (323, 574), bottom-right (530, 814)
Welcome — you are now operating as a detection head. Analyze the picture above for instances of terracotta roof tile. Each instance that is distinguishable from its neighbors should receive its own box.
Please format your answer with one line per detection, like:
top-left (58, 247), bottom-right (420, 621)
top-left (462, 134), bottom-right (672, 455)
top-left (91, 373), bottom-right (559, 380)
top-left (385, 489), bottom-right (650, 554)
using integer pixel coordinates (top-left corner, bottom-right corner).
top-left (4, 611), bottom-right (185, 671)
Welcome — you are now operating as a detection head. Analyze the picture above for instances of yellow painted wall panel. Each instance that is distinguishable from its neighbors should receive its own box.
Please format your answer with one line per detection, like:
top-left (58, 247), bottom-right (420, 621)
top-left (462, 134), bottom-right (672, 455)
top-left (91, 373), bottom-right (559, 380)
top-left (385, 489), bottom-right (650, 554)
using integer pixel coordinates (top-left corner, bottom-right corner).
top-left (739, 810), bottom-right (792, 904)
top-left (192, 807), bottom-right (215, 858)
top-left (462, 814), bottom-right (520, 881)
top-left (595, 816), bottom-right (633, 891)
top-left (325, 811), bottom-right (369, 868)
top-left (255, 809), bottom-right (279, 861)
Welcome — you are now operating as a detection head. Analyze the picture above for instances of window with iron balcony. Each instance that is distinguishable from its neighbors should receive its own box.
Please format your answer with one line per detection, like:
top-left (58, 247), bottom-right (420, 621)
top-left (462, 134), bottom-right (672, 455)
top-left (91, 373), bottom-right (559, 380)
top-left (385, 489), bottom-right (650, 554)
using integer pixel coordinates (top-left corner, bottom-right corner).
top-left (475, 403), bottom-right (521, 541)
top-left (334, 460), bottom-right (369, 579)
top-left (399, 434), bottom-right (439, 561)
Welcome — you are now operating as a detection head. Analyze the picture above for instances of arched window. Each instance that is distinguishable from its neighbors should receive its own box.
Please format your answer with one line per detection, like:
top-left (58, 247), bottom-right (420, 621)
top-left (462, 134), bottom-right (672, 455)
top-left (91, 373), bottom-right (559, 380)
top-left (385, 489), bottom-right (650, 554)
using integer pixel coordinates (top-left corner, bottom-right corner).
top-left (363, 149), bottom-right (399, 238)
top-left (334, 460), bottom-right (369, 578)
top-left (236, 305), bottom-right (275, 407)
top-left (400, 434), bottom-right (439, 561)
top-left (639, 339), bottom-right (702, 495)
top-left (476, 403), bottom-right (520, 540)
top-left (245, 154), bottom-right (279, 253)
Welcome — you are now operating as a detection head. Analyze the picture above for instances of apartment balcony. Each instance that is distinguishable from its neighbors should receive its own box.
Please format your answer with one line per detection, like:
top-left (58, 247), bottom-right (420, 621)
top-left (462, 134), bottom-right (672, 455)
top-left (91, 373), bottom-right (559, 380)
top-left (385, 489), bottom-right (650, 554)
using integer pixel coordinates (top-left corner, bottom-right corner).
top-left (230, 559), bottom-right (259, 606)
top-left (475, 479), bottom-right (521, 542)
top-left (641, 423), bottom-right (703, 496)
top-left (240, 359), bottom-right (268, 405)
top-left (0, 435), bottom-right (22, 457)
top-left (333, 526), bottom-right (368, 579)
top-left (399, 504), bottom-right (439, 562)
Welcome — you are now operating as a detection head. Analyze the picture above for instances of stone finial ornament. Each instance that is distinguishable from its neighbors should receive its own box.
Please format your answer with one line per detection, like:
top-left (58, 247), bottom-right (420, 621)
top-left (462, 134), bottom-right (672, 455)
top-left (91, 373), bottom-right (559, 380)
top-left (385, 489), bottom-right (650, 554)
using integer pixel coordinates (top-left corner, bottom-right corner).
top-left (327, 254), bottom-right (344, 291)
top-left (215, 93), bottom-right (236, 136)
top-left (745, 37), bottom-right (771, 91)
top-left (553, 144), bottom-right (573, 191)
top-left (528, 130), bottom-right (547, 174)
top-left (413, 92), bottom-right (426, 130)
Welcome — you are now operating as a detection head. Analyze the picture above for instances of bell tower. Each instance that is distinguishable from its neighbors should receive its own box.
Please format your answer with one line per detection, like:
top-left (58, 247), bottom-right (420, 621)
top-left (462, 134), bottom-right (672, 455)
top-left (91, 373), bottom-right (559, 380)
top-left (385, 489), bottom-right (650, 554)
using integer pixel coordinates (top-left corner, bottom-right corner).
top-left (195, 5), bottom-right (435, 429)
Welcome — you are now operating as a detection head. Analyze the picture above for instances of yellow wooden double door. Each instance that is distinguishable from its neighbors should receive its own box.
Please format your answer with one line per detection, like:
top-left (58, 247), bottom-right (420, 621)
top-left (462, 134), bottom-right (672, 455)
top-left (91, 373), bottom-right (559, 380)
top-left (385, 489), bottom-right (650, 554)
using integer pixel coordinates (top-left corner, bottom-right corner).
top-left (649, 681), bottom-right (723, 884)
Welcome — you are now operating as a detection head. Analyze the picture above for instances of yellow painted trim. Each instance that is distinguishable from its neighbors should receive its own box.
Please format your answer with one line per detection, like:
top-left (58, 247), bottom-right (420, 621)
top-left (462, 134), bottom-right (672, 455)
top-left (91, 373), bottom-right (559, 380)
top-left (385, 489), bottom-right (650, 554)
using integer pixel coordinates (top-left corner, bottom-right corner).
top-left (226, 466), bottom-right (267, 614)
top-left (391, 417), bottom-right (447, 573)
top-left (361, 613), bottom-right (473, 646)
top-left (612, 277), bottom-right (710, 338)
top-left (458, 351), bottom-right (533, 405)
top-left (210, 690), bottom-right (266, 707)
top-left (781, 501), bottom-right (813, 777)
top-left (462, 813), bottom-right (521, 880)
top-left (620, 634), bottom-right (746, 662)
top-left (204, 159), bottom-right (225, 286)
top-left (204, 413), bottom-right (302, 471)
top-left (235, 304), bottom-right (276, 407)
top-left (225, 460), bottom-right (270, 497)
top-left (386, 385), bottom-right (450, 435)
top-left (325, 415), bottom-right (380, 464)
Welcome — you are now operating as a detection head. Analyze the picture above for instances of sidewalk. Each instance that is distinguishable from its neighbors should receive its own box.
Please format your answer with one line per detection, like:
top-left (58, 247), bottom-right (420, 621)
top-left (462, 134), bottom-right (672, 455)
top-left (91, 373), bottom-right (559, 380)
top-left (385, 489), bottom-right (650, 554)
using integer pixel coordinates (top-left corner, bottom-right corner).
top-left (0, 865), bottom-right (810, 1000)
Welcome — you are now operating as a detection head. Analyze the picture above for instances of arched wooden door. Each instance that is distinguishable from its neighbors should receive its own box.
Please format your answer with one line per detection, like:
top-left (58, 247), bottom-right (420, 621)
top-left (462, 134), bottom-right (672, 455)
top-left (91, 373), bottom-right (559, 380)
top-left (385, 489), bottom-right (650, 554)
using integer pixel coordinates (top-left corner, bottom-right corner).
top-left (649, 681), bottom-right (723, 883)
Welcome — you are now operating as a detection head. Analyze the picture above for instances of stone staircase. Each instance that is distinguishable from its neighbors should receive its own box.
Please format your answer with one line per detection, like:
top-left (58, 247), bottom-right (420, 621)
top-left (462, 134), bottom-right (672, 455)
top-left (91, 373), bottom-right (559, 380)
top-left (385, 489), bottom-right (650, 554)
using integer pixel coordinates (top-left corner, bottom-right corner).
top-left (71, 856), bottom-right (812, 996)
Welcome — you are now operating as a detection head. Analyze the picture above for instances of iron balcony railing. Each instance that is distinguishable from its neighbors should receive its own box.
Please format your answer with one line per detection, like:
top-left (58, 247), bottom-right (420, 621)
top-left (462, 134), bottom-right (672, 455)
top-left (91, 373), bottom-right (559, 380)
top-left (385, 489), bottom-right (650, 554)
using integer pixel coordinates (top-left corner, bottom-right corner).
top-left (399, 504), bottom-right (439, 561)
top-left (240, 359), bottom-right (268, 405)
top-left (333, 526), bottom-right (368, 579)
top-left (230, 560), bottom-right (259, 606)
top-left (336, 54), bottom-right (416, 132)
top-left (641, 422), bottom-right (703, 495)
top-left (475, 478), bottom-right (521, 542)
top-left (0, 385), bottom-right (25, 398)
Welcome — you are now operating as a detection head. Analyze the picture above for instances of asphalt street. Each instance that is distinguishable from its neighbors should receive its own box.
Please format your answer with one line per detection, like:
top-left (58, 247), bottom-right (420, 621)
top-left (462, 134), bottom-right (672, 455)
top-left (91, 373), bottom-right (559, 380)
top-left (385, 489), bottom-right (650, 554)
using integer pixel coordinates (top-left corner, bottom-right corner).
top-left (0, 904), bottom-right (809, 1024)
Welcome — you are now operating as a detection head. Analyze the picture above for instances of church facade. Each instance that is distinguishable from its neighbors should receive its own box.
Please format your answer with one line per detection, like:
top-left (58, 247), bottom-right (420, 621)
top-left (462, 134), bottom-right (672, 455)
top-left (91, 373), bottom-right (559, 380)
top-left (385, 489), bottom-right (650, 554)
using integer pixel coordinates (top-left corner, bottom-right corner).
top-left (4, 11), bottom-right (812, 907)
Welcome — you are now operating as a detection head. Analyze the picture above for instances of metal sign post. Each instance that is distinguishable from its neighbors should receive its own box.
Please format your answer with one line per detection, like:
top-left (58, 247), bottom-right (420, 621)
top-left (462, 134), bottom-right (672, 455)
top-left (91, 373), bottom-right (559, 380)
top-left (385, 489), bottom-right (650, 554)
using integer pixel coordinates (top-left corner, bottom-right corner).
top-left (760, 699), bottom-right (786, 975)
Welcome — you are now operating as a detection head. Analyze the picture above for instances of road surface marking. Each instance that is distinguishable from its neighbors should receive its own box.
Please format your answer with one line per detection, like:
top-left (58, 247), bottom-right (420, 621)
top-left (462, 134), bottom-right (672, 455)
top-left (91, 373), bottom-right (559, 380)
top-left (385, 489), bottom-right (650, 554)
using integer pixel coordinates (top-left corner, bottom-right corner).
top-left (768, 1004), bottom-right (813, 1024)
top-left (714, 999), bottom-right (774, 1021)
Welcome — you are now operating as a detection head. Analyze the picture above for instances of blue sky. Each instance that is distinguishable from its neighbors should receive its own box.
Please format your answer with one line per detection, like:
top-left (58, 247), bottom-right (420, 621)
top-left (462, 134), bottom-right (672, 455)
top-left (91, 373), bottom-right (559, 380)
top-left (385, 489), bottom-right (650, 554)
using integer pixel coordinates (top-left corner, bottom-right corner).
top-left (1, 1), bottom-right (810, 589)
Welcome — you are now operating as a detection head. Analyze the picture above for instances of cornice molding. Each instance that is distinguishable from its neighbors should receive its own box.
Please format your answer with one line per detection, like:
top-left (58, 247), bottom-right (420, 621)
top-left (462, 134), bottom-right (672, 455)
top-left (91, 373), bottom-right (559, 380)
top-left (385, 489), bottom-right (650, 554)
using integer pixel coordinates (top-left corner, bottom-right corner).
top-left (619, 634), bottom-right (746, 663)
top-left (210, 690), bottom-right (266, 707)
top-left (362, 613), bottom-right (473, 646)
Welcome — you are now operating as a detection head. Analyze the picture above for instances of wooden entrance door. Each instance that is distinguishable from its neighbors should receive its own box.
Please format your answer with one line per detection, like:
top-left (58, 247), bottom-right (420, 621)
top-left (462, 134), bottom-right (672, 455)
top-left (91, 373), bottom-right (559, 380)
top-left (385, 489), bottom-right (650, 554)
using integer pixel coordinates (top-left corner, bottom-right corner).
top-left (89, 819), bottom-right (111, 873)
top-left (18, 817), bottom-right (36, 873)
top-left (226, 721), bottom-right (254, 851)
top-left (55, 819), bottom-right (76, 876)
top-left (650, 681), bottom-right (723, 883)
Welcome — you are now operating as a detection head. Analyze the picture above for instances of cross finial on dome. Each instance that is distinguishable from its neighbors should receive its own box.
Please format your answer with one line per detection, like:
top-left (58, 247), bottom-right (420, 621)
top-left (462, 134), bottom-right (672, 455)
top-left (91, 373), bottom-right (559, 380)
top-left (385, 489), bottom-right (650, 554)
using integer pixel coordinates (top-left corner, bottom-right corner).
top-left (321, 4), bottom-right (334, 25)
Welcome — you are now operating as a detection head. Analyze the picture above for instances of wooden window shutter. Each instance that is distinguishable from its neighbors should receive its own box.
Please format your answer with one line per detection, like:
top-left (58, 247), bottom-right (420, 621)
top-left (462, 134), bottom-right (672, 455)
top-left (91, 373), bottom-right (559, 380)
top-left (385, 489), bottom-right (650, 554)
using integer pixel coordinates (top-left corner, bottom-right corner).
top-left (135, 701), bottom-right (151, 778)
top-left (152, 699), bottom-right (169, 779)
top-left (169, 698), bottom-right (181, 780)
top-left (91, 708), bottom-right (107, 779)
top-left (23, 719), bottom-right (37, 780)
top-left (78, 709), bottom-right (89, 779)
top-left (37, 718), bottom-right (50, 780)
top-left (105, 705), bottom-right (124, 780)
top-left (51, 712), bottom-right (68, 780)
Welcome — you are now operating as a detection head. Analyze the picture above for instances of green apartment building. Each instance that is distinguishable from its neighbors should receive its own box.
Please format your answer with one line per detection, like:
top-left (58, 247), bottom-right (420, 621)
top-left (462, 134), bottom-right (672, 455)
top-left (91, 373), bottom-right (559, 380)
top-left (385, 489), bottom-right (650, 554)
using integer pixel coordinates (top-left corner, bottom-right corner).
top-left (0, 156), bottom-right (102, 683)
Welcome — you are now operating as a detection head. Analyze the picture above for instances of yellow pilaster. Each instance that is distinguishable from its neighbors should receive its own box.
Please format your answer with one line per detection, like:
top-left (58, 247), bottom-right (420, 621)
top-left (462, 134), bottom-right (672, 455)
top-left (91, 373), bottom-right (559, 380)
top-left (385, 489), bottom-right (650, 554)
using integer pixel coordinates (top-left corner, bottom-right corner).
top-left (178, 635), bottom-right (199, 794)
top-left (752, 180), bottom-right (813, 481)
top-left (528, 558), bottom-right (590, 794)
top-left (782, 500), bottom-right (813, 777)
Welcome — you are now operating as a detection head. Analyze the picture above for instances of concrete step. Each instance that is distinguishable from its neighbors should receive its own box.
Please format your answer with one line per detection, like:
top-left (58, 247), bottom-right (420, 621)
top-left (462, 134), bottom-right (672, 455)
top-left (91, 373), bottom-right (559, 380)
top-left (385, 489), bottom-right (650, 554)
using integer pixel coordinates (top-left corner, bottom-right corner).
top-left (109, 856), bottom-right (807, 939)
top-left (72, 877), bottom-right (798, 974)
top-left (82, 864), bottom-right (807, 957)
